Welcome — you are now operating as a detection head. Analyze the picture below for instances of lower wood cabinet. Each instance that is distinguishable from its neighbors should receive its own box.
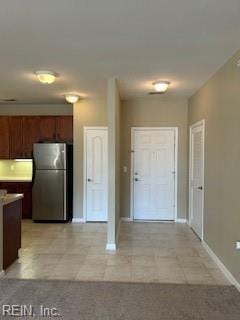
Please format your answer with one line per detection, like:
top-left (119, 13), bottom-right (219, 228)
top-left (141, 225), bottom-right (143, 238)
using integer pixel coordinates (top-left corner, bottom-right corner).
top-left (0, 182), bottom-right (32, 219)
top-left (3, 199), bottom-right (22, 270)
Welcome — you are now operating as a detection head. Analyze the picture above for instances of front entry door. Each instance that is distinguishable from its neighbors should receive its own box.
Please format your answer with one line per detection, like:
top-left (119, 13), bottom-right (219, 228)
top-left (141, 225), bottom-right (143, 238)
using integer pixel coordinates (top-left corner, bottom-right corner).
top-left (132, 128), bottom-right (176, 220)
top-left (85, 127), bottom-right (108, 221)
top-left (189, 121), bottom-right (205, 239)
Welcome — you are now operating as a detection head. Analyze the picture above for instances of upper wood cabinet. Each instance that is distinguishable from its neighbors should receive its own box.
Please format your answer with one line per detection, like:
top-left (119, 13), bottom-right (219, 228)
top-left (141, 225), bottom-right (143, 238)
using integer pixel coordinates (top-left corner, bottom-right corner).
top-left (0, 117), bottom-right (10, 159)
top-left (39, 116), bottom-right (56, 142)
top-left (9, 117), bottom-right (24, 159)
top-left (55, 116), bottom-right (73, 142)
top-left (0, 115), bottom-right (73, 160)
top-left (23, 117), bottom-right (41, 158)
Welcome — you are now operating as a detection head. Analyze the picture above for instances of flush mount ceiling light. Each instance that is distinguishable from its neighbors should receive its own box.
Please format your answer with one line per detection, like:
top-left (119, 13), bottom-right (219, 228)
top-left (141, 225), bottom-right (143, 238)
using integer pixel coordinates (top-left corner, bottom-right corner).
top-left (35, 70), bottom-right (57, 84)
top-left (65, 94), bottom-right (80, 104)
top-left (150, 80), bottom-right (170, 94)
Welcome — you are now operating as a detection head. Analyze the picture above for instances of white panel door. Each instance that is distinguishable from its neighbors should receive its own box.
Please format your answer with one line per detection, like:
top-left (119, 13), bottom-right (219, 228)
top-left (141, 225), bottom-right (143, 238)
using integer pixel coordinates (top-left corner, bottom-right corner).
top-left (132, 129), bottom-right (176, 220)
top-left (189, 121), bottom-right (205, 239)
top-left (85, 128), bottom-right (108, 221)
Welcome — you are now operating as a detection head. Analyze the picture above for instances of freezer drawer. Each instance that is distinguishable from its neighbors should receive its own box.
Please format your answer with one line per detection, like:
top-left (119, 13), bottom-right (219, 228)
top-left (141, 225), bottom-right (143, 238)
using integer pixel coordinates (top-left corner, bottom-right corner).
top-left (33, 143), bottom-right (66, 170)
top-left (32, 170), bottom-right (66, 221)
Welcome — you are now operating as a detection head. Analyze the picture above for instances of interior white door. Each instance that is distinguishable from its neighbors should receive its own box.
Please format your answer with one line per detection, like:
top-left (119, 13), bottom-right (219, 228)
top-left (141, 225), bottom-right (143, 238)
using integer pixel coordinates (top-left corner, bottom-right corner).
top-left (85, 128), bottom-right (108, 221)
top-left (132, 129), bottom-right (176, 220)
top-left (189, 121), bottom-right (204, 239)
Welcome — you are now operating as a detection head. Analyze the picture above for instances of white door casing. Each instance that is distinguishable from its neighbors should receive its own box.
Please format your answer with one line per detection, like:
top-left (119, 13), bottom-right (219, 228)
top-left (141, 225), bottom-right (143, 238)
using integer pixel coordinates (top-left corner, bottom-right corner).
top-left (189, 120), bottom-right (205, 239)
top-left (84, 127), bottom-right (108, 221)
top-left (131, 128), bottom-right (178, 221)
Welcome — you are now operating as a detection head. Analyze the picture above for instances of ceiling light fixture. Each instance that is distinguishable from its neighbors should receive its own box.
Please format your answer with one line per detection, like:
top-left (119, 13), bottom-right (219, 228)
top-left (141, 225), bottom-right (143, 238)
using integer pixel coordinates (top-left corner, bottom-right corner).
top-left (153, 80), bottom-right (170, 93)
top-left (35, 70), bottom-right (57, 84)
top-left (65, 94), bottom-right (80, 104)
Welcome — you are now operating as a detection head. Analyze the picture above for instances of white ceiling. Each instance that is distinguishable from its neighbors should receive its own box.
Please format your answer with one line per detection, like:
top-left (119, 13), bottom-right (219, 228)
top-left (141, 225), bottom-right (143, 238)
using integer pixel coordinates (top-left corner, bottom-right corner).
top-left (0, 0), bottom-right (240, 103)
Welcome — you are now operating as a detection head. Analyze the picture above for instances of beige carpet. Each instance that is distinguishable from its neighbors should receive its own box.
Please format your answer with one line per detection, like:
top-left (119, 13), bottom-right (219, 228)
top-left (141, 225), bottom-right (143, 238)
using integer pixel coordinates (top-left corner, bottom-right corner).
top-left (0, 279), bottom-right (239, 319)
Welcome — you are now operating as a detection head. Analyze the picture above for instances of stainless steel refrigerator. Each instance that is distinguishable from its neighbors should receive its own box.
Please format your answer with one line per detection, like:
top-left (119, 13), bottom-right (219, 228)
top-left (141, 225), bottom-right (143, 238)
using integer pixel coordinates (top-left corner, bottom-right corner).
top-left (32, 143), bottom-right (73, 222)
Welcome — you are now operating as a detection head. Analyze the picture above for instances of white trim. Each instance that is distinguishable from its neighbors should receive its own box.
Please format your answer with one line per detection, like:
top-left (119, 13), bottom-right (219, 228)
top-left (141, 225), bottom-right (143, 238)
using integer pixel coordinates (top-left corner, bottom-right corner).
top-left (130, 127), bottom-right (178, 222)
top-left (121, 217), bottom-right (133, 222)
top-left (189, 119), bottom-right (205, 240)
top-left (106, 243), bottom-right (117, 251)
top-left (83, 126), bottom-right (108, 222)
top-left (202, 240), bottom-right (240, 291)
top-left (72, 218), bottom-right (86, 223)
top-left (175, 218), bottom-right (187, 223)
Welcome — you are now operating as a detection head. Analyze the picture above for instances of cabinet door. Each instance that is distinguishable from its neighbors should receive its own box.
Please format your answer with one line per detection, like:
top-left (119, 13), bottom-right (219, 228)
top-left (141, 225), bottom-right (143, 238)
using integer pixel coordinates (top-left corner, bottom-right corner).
top-left (23, 117), bottom-right (41, 158)
top-left (39, 116), bottom-right (56, 142)
top-left (9, 117), bottom-right (24, 159)
top-left (0, 117), bottom-right (10, 159)
top-left (17, 182), bottom-right (32, 219)
top-left (55, 116), bottom-right (73, 142)
top-left (2, 182), bottom-right (18, 193)
top-left (3, 199), bottom-right (22, 269)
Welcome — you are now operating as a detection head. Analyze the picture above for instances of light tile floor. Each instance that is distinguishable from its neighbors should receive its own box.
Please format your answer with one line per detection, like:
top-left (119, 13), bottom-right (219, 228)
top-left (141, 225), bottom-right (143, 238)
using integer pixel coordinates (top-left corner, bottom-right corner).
top-left (3, 220), bottom-right (231, 285)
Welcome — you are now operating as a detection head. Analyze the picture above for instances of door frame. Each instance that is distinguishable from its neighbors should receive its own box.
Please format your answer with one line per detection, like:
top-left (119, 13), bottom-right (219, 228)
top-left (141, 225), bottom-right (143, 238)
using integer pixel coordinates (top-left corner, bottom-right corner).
top-left (83, 126), bottom-right (108, 222)
top-left (189, 120), bottom-right (205, 240)
top-left (130, 127), bottom-right (178, 221)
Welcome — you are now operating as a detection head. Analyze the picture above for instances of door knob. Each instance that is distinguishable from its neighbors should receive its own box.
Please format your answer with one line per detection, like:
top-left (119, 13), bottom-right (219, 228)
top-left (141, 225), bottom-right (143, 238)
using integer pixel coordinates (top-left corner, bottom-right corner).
top-left (135, 178), bottom-right (139, 182)
top-left (198, 186), bottom-right (203, 190)
top-left (87, 178), bottom-right (92, 182)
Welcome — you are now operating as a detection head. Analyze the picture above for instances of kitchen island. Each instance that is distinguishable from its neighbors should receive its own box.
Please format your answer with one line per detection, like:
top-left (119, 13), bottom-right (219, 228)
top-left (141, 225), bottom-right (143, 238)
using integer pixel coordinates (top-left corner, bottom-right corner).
top-left (0, 193), bottom-right (23, 274)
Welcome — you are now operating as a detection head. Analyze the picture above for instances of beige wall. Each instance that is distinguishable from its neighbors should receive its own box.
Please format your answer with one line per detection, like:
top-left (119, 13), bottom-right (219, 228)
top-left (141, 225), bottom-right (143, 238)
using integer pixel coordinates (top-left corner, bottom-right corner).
top-left (120, 97), bottom-right (188, 219)
top-left (189, 49), bottom-right (240, 284)
top-left (107, 79), bottom-right (121, 247)
top-left (0, 104), bottom-right (72, 115)
top-left (73, 98), bottom-right (107, 219)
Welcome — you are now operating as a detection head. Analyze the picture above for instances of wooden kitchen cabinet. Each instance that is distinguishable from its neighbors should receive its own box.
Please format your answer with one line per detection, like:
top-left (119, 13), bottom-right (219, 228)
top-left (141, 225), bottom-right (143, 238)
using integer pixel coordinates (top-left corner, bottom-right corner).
top-left (3, 199), bottom-right (22, 270)
top-left (0, 117), bottom-right (10, 159)
top-left (0, 115), bottom-right (73, 160)
top-left (17, 182), bottom-right (32, 219)
top-left (9, 117), bottom-right (24, 159)
top-left (55, 116), bottom-right (73, 142)
top-left (23, 117), bottom-right (41, 158)
top-left (39, 116), bottom-right (56, 142)
top-left (0, 182), bottom-right (32, 219)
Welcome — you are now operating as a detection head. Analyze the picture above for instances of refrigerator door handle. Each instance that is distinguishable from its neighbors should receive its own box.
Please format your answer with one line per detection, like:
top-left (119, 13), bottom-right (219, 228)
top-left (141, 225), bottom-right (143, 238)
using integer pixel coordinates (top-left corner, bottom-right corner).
top-left (63, 170), bottom-right (67, 220)
top-left (32, 156), bottom-right (36, 186)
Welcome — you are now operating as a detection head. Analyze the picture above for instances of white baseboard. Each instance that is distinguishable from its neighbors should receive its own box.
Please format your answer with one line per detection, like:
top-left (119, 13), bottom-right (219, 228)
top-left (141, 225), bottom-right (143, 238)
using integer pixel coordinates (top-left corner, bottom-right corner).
top-left (202, 240), bottom-right (240, 291)
top-left (121, 217), bottom-right (132, 222)
top-left (72, 218), bottom-right (85, 223)
top-left (175, 218), bottom-right (187, 223)
top-left (106, 243), bottom-right (117, 251)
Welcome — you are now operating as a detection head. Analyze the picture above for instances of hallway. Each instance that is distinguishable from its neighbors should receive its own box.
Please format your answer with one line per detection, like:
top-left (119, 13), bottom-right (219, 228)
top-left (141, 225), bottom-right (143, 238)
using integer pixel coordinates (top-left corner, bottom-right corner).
top-left (4, 221), bottom-right (231, 285)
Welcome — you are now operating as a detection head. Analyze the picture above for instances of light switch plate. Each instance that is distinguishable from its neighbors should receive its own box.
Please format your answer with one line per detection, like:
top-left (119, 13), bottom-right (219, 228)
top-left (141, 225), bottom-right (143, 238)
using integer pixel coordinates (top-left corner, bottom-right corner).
top-left (123, 166), bottom-right (128, 173)
top-left (236, 241), bottom-right (240, 250)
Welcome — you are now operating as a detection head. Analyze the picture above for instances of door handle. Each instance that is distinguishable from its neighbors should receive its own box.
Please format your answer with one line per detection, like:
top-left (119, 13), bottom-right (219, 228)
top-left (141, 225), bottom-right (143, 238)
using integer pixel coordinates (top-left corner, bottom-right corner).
top-left (87, 178), bottom-right (92, 182)
top-left (198, 186), bottom-right (203, 190)
top-left (135, 178), bottom-right (141, 182)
